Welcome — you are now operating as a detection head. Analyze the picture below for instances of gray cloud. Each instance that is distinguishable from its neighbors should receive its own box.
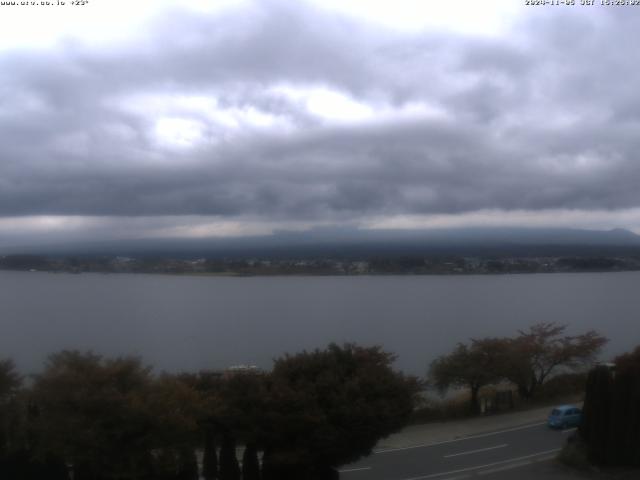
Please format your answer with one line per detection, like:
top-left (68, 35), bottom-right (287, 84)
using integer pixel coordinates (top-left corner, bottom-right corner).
top-left (1, 2), bottom-right (640, 229)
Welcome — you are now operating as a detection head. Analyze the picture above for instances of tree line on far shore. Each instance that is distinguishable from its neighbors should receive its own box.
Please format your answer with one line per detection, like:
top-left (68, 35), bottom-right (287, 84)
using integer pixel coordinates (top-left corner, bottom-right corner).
top-left (0, 344), bottom-right (419, 480)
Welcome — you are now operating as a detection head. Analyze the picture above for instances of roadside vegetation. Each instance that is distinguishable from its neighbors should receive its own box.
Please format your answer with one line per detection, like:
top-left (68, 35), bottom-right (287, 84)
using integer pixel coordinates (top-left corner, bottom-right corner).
top-left (0, 324), bottom-right (626, 478)
top-left (0, 344), bottom-right (419, 480)
top-left (569, 345), bottom-right (640, 469)
top-left (426, 322), bottom-right (607, 415)
top-left (424, 324), bottom-right (640, 475)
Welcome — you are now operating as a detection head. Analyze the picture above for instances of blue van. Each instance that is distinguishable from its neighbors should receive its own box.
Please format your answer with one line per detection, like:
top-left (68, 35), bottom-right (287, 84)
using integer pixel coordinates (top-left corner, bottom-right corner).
top-left (548, 405), bottom-right (582, 429)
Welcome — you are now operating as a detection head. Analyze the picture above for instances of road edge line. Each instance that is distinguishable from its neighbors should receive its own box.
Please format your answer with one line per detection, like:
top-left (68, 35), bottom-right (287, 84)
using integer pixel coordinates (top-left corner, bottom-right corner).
top-left (375, 421), bottom-right (546, 454)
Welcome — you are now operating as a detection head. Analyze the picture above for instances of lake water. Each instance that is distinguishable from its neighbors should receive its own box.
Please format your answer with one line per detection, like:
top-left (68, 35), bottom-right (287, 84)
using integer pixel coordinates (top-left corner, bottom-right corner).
top-left (1, 271), bottom-right (638, 376)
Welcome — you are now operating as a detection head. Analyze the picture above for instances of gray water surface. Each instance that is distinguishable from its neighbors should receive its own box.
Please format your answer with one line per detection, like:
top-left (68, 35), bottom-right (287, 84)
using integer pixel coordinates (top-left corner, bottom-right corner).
top-left (1, 271), bottom-right (637, 375)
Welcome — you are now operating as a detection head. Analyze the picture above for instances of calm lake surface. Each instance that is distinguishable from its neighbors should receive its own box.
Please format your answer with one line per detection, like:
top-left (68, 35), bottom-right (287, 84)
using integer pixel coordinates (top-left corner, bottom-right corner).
top-left (1, 271), bottom-right (638, 376)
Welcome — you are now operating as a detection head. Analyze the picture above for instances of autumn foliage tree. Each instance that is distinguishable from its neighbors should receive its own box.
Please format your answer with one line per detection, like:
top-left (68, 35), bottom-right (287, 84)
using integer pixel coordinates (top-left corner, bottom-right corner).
top-left (143, 374), bottom-right (202, 480)
top-left (31, 351), bottom-right (157, 480)
top-left (214, 373), bottom-right (268, 480)
top-left (503, 323), bottom-right (607, 399)
top-left (261, 343), bottom-right (420, 479)
top-left (31, 351), bottom-right (203, 480)
top-left (1, 343), bottom-right (419, 480)
top-left (429, 338), bottom-right (506, 413)
top-left (616, 345), bottom-right (640, 372)
top-left (177, 371), bottom-right (223, 480)
top-left (0, 359), bottom-right (22, 470)
top-left (0, 360), bottom-right (20, 401)
top-left (430, 323), bottom-right (607, 408)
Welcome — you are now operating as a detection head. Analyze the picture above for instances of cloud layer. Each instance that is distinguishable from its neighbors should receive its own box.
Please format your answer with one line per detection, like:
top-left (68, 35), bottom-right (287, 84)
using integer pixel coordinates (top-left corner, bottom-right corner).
top-left (2, 1), bottom-right (640, 240)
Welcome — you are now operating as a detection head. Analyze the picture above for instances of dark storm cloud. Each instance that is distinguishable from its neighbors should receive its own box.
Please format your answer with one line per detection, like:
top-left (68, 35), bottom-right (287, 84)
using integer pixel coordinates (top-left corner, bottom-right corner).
top-left (1, 2), bottom-right (640, 222)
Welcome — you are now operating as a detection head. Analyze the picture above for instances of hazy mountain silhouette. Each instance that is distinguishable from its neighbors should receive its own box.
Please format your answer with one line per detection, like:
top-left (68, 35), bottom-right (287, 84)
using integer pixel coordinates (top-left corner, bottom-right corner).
top-left (7, 227), bottom-right (640, 259)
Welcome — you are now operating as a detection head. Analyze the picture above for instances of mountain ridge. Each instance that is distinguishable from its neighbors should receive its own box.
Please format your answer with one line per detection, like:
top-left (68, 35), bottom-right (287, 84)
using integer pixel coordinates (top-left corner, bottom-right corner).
top-left (3, 226), bottom-right (640, 259)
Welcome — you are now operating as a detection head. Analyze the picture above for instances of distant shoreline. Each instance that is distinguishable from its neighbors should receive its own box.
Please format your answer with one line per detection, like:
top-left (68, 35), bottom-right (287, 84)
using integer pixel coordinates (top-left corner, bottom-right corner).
top-left (2, 265), bottom-right (640, 278)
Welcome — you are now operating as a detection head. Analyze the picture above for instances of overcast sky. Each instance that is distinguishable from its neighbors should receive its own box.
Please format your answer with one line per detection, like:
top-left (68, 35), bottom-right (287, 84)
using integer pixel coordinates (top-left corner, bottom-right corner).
top-left (2, 0), bottom-right (640, 246)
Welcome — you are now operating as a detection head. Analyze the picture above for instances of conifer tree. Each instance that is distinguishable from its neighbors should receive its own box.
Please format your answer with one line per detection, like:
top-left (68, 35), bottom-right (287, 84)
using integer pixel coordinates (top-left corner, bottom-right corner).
top-left (219, 434), bottom-right (240, 480)
top-left (202, 429), bottom-right (218, 480)
top-left (241, 443), bottom-right (260, 480)
top-left (581, 365), bottom-right (613, 464)
top-left (177, 447), bottom-right (199, 480)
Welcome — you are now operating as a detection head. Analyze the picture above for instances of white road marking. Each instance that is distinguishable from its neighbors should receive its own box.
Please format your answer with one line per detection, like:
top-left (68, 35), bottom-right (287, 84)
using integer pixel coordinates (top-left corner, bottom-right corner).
top-left (477, 460), bottom-right (531, 475)
top-left (398, 448), bottom-right (561, 480)
top-left (338, 466), bottom-right (372, 473)
top-left (444, 444), bottom-right (508, 458)
top-left (535, 455), bottom-right (558, 462)
top-left (562, 427), bottom-right (577, 434)
top-left (440, 475), bottom-right (471, 480)
top-left (375, 422), bottom-right (546, 454)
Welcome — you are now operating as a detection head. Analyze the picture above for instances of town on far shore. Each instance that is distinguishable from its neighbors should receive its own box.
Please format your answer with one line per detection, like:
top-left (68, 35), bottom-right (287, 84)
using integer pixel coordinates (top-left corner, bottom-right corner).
top-left (2, 254), bottom-right (640, 276)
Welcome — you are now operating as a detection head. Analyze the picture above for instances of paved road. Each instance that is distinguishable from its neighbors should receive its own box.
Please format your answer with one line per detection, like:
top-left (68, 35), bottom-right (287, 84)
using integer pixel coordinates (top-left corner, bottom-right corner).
top-left (339, 422), bottom-right (575, 480)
